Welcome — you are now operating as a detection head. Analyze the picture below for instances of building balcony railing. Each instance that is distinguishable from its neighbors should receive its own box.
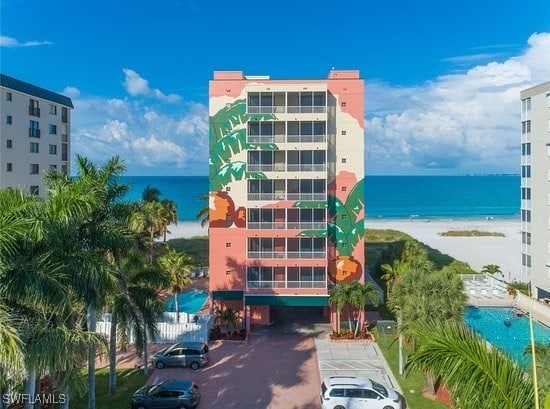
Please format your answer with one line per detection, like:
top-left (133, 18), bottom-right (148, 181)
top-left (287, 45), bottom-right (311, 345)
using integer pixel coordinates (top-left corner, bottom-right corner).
top-left (247, 193), bottom-right (326, 201)
top-left (62, 134), bottom-right (68, 142)
top-left (247, 135), bottom-right (286, 144)
top-left (287, 106), bottom-right (326, 114)
top-left (29, 107), bottom-right (40, 117)
top-left (247, 280), bottom-right (326, 289)
top-left (247, 164), bottom-right (285, 172)
top-left (247, 106), bottom-right (286, 114)
top-left (247, 251), bottom-right (326, 259)
top-left (286, 164), bottom-right (326, 172)
top-left (286, 134), bottom-right (327, 143)
top-left (286, 193), bottom-right (326, 201)
top-left (29, 128), bottom-right (41, 138)
top-left (247, 221), bottom-right (326, 230)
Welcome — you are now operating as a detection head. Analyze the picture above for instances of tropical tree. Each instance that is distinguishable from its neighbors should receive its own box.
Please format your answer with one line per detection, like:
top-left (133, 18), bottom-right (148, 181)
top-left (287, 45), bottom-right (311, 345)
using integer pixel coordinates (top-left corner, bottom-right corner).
top-left (142, 185), bottom-right (161, 203)
top-left (481, 264), bottom-right (502, 276)
top-left (380, 259), bottom-right (408, 300)
top-left (215, 307), bottom-right (241, 338)
top-left (196, 193), bottom-right (209, 227)
top-left (523, 343), bottom-right (550, 406)
top-left (160, 199), bottom-right (178, 242)
top-left (131, 200), bottom-right (165, 263)
top-left (408, 321), bottom-right (535, 409)
top-left (349, 281), bottom-right (382, 337)
top-left (158, 249), bottom-right (196, 323)
top-left (108, 252), bottom-right (169, 394)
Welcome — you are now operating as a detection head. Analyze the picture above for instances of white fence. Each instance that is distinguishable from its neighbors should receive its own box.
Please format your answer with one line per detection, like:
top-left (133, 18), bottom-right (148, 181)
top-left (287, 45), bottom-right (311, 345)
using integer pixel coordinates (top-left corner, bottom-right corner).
top-left (96, 314), bottom-right (215, 344)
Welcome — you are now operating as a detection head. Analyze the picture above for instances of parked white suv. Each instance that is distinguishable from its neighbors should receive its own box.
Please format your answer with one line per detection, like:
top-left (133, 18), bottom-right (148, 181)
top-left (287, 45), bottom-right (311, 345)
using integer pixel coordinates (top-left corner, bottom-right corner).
top-left (320, 376), bottom-right (405, 409)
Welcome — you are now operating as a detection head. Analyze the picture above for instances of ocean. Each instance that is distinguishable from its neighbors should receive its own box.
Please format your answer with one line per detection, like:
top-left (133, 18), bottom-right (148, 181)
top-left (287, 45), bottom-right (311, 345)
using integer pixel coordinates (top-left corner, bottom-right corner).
top-left (121, 175), bottom-right (520, 222)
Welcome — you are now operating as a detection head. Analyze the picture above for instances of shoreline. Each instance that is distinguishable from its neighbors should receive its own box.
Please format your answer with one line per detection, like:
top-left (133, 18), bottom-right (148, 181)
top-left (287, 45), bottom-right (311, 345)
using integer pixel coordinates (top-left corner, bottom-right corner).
top-left (166, 217), bottom-right (524, 283)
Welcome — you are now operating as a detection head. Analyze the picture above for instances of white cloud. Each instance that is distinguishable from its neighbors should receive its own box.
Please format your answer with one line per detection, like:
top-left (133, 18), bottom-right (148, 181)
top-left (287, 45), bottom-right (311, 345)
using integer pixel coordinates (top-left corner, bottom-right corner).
top-left (62, 86), bottom-right (81, 98)
top-left (70, 77), bottom-right (208, 175)
top-left (0, 35), bottom-right (52, 47)
top-left (122, 68), bottom-right (181, 103)
top-left (366, 32), bottom-right (550, 175)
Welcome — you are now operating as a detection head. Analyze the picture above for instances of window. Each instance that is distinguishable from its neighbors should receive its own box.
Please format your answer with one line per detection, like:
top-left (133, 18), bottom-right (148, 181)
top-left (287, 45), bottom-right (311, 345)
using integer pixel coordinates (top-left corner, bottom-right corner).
top-left (522, 143), bottom-right (531, 156)
top-left (49, 124), bottom-right (57, 134)
top-left (521, 165), bottom-right (531, 178)
top-left (61, 164), bottom-right (68, 174)
top-left (521, 187), bottom-right (531, 200)
top-left (521, 209), bottom-right (531, 222)
top-left (225, 186), bottom-right (231, 191)
top-left (29, 99), bottom-right (40, 117)
top-left (522, 253), bottom-right (531, 267)
top-left (61, 107), bottom-right (68, 123)
top-left (341, 158), bottom-right (347, 163)
top-left (49, 104), bottom-right (57, 115)
top-left (6, 139), bottom-right (12, 149)
top-left (522, 121), bottom-right (531, 134)
top-left (30, 186), bottom-right (39, 196)
top-left (6, 92), bottom-right (12, 101)
top-left (341, 101), bottom-right (347, 107)
top-left (30, 164), bottom-right (39, 174)
top-left (341, 130), bottom-right (347, 135)
top-left (29, 120), bottom-right (40, 138)
top-left (225, 270), bottom-right (232, 275)
top-left (342, 186), bottom-right (347, 192)
top-left (6, 163), bottom-right (12, 172)
top-left (49, 164), bottom-right (57, 171)
top-left (49, 144), bottom-right (57, 154)
top-left (226, 243), bottom-right (231, 247)
top-left (546, 93), bottom-right (550, 108)
top-left (6, 115), bottom-right (12, 125)
top-left (522, 232), bottom-right (531, 245)
top-left (30, 142), bottom-right (39, 153)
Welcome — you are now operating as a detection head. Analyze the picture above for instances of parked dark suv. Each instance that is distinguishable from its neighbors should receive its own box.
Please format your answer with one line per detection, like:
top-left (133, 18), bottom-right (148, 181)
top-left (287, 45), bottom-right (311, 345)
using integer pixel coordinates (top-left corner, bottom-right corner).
top-left (152, 342), bottom-right (209, 370)
top-left (130, 379), bottom-right (200, 409)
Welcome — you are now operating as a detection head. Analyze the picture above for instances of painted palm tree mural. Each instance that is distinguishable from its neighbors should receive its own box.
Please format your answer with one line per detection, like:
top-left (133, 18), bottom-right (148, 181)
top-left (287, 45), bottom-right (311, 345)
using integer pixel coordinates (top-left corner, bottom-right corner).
top-left (209, 99), bottom-right (279, 227)
top-left (295, 178), bottom-right (364, 283)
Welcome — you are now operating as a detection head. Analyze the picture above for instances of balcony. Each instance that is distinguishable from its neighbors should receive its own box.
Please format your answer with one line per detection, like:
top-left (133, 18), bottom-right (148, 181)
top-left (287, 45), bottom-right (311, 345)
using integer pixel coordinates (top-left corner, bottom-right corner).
top-left (286, 221), bottom-right (326, 230)
top-left (29, 128), bottom-right (41, 138)
top-left (247, 164), bottom-right (285, 172)
top-left (247, 251), bottom-right (326, 259)
top-left (286, 193), bottom-right (326, 201)
top-left (247, 280), bottom-right (326, 289)
top-left (247, 222), bottom-right (286, 230)
top-left (247, 105), bottom-right (286, 114)
top-left (286, 105), bottom-right (326, 114)
top-left (286, 134), bottom-right (327, 143)
top-left (286, 164), bottom-right (326, 172)
top-left (62, 134), bottom-right (68, 142)
top-left (247, 135), bottom-right (286, 144)
top-left (29, 107), bottom-right (40, 117)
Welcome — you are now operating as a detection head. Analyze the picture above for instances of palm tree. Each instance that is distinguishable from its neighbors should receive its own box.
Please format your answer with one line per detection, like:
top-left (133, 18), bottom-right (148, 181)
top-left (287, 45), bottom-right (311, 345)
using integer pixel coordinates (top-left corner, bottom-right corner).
top-left (131, 200), bottom-right (165, 264)
top-left (160, 199), bottom-right (178, 242)
top-left (196, 193), bottom-right (209, 227)
top-left (215, 307), bottom-right (241, 338)
top-left (108, 252), bottom-right (169, 394)
top-left (142, 185), bottom-right (161, 202)
top-left (481, 264), bottom-right (502, 276)
top-left (408, 321), bottom-right (535, 409)
top-left (523, 343), bottom-right (550, 406)
top-left (380, 259), bottom-right (408, 300)
top-left (348, 281), bottom-right (382, 337)
top-left (158, 249), bottom-right (196, 323)
top-left (329, 282), bottom-right (351, 332)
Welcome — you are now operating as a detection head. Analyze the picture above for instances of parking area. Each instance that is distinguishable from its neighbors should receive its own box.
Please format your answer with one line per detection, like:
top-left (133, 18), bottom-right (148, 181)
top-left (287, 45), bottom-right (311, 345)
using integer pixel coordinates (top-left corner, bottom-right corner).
top-left (146, 332), bottom-right (322, 409)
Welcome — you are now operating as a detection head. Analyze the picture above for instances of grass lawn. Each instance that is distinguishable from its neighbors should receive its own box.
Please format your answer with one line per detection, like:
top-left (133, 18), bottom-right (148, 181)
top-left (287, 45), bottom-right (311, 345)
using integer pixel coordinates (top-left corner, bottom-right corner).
top-left (375, 334), bottom-right (449, 409)
top-left (71, 368), bottom-right (147, 409)
top-left (438, 229), bottom-right (505, 237)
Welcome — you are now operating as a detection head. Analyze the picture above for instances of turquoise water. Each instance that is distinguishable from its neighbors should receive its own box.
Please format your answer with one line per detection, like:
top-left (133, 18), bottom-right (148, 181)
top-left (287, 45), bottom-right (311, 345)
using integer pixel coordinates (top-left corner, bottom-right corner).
top-left (464, 306), bottom-right (550, 365)
top-left (165, 290), bottom-right (208, 313)
top-left (121, 175), bottom-right (520, 221)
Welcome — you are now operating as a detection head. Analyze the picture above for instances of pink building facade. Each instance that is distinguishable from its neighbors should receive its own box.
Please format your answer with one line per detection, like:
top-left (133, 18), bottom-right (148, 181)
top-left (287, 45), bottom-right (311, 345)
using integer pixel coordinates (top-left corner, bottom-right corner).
top-left (209, 70), bottom-right (364, 331)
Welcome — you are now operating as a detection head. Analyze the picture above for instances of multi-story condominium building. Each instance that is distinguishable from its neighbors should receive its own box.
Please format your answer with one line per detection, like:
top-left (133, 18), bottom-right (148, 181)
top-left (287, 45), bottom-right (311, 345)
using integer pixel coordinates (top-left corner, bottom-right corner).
top-left (0, 74), bottom-right (73, 196)
top-left (520, 81), bottom-right (550, 299)
top-left (209, 70), bottom-right (364, 331)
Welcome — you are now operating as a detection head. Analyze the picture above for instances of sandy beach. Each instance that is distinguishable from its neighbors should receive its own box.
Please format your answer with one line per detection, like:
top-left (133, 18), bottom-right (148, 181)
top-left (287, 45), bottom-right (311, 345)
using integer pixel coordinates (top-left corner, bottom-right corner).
top-left (165, 218), bottom-right (525, 283)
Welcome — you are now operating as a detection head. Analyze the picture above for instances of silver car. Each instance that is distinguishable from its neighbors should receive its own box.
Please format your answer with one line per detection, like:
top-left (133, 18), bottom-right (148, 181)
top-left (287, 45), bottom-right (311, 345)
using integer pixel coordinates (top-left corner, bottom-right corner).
top-left (152, 342), bottom-right (209, 370)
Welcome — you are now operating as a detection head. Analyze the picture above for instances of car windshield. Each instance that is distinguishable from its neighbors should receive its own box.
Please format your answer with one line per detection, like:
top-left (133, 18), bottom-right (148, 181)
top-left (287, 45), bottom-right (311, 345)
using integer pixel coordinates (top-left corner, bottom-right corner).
top-left (370, 380), bottom-right (388, 397)
top-left (147, 384), bottom-right (163, 396)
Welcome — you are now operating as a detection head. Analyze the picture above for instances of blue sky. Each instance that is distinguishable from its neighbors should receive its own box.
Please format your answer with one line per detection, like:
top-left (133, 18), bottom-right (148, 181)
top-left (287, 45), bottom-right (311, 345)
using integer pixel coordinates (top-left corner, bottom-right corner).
top-left (1, 0), bottom-right (550, 176)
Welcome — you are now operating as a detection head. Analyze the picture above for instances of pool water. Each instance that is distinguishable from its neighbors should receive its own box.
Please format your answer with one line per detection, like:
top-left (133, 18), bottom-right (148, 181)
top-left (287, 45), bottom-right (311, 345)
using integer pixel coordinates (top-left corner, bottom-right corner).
top-left (165, 290), bottom-right (208, 314)
top-left (464, 306), bottom-right (550, 365)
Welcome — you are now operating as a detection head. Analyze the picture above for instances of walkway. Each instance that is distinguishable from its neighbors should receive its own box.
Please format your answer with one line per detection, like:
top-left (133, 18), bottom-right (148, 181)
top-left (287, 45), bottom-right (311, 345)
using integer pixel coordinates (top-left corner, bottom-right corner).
top-left (312, 323), bottom-right (403, 393)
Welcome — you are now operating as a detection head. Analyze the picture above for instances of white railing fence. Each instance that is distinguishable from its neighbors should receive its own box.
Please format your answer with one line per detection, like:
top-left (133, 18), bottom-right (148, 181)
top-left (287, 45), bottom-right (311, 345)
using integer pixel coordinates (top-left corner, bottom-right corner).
top-left (96, 314), bottom-right (215, 344)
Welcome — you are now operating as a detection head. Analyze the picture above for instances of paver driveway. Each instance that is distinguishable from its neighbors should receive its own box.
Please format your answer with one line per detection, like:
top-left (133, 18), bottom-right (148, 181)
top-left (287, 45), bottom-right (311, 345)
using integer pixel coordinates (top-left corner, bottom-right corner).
top-left (146, 332), bottom-right (322, 409)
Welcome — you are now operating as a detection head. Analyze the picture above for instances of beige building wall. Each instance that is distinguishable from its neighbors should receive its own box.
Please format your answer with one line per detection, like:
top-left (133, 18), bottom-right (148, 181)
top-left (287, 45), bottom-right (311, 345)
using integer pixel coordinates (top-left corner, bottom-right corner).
top-left (520, 81), bottom-right (550, 298)
top-left (0, 75), bottom-right (72, 196)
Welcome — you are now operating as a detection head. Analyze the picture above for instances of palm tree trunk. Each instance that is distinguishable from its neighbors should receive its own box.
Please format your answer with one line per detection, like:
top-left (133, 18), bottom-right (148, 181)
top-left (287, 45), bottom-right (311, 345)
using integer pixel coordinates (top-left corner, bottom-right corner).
top-left (143, 326), bottom-right (149, 376)
top-left (426, 372), bottom-right (436, 396)
top-left (398, 311), bottom-right (404, 375)
top-left (346, 306), bottom-right (352, 332)
top-left (34, 376), bottom-right (41, 409)
top-left (354, 308), bottom-right (362, 338)
top-left (87, 303), bottom-right (97, 409)
top-left (23, 368), bottom-right (36, 409)
top-left (163, 225), bottom-right (167, 243)
top-left (175, 292), bottom-right (180, 323)
top-left (108, 315), bottom-right (117, 395)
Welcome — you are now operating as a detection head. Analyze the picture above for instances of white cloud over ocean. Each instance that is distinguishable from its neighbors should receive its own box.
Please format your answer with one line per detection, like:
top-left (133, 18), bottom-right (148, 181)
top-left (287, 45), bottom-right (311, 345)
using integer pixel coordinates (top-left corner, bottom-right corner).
top-left (69, 69), bottom-right (208, 175)
top-left (366, 32), bottom-right (550, 175)
top-left (0, 35), bottom-right (52, 47)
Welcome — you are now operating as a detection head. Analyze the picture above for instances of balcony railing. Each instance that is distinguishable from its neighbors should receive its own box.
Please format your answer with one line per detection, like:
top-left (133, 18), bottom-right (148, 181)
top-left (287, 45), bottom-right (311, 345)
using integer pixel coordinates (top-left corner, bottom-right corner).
top-left (286, 193), bottom-right (326, 201)
top-left (286, 134), bottom-right (327, 143)
top-left (247, 280), bottom-right (326, 289)
top-left (29, 128), bottom-right (41, 138)
top-left (247, 221), bottom-right (325, 230)
top-left (287, 106), bottom-right (326, 114)
top-left (247, 164), bottom-right (286, 172)
top-left (247, 135), bottom-right (286, 144)
top-left (286, 164), bottom-right (326, 172)
top-left (62, 134), bottom-right (68, 142)
top-left (29, 107), bottom-right (40, 117)
top-left (247, 106), bottom-right (286, 114)
top-left (247, 251), bottom-right (325, 259)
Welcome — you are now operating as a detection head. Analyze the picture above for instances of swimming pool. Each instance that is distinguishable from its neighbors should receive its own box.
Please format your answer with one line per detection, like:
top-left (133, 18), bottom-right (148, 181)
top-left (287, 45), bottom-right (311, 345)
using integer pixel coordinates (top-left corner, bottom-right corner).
top-left (165, 290), bottom-right (208, 314)
top-left (464, 306), bottom-right (550, 365)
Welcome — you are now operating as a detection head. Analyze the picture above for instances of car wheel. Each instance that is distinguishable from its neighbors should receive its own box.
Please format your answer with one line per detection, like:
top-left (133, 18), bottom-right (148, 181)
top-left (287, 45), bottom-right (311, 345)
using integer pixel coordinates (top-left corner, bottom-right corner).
top-left (190, 361), bottom-right (200, 370)
top-left (333, 406), bottom-right (345, 409)
top-left (383, 406), bottom-right (395, 409)
top-left (155, 361), bottom-right (165, 369)
top-left (134, 406), bottom-right (147, 409)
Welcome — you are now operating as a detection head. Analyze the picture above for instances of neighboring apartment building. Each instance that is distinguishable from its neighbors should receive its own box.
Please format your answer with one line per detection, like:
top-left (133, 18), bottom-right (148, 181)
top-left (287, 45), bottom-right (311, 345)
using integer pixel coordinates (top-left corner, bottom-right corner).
top-left (520, 81), bottom-right (550, 299)
top-left (209, 70), bottom-right (364, 331)
top-left (0, 74), bottom-right (73, 196)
